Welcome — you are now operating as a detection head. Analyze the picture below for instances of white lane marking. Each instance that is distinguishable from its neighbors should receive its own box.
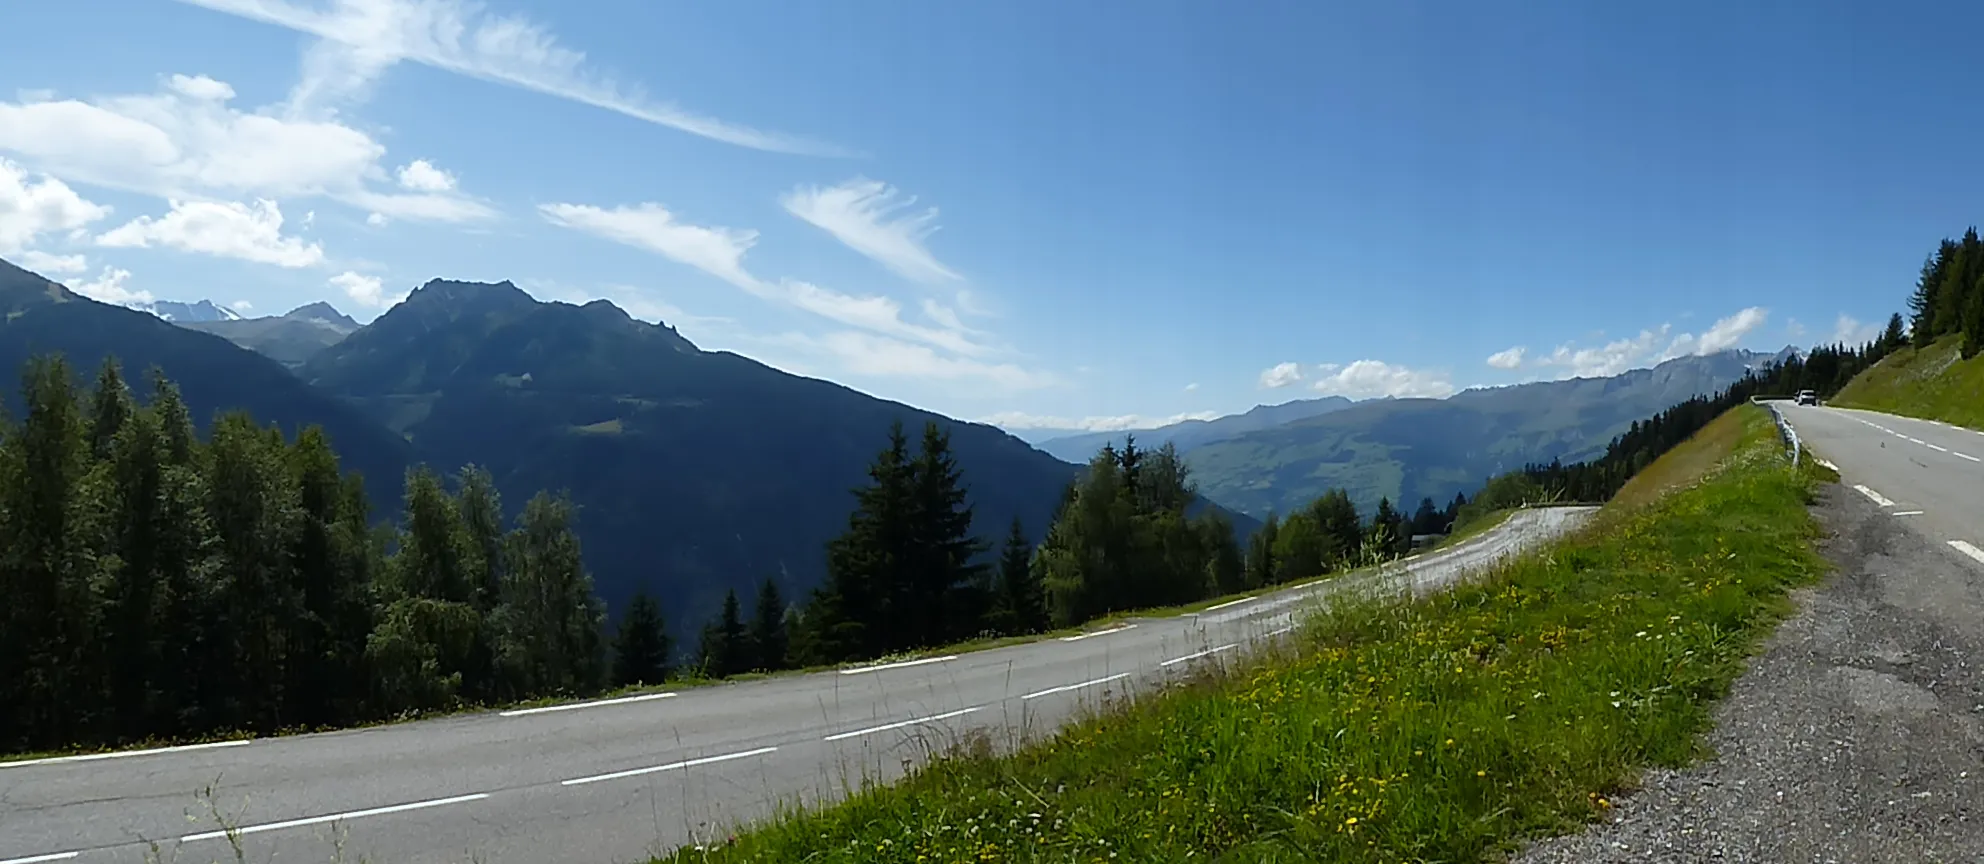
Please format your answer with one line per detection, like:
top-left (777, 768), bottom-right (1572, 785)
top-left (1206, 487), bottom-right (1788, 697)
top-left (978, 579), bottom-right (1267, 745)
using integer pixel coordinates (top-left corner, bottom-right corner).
top-left (824, 707), bottom-right (981, 741)
top-left (1928, 443), bottom-right (1950, 453)
top-left (1816, 457), bottom-right (1840, 471)
top-left (1, 739), bottom-right (250, 769)
top-left (838, 655), bottom-right (957, 675)
top-left (0, 853), bottom-right (81, 864)
top-left (1957, 453), bottom-right (1981, 463)
top-left (1892, 510), bottom-right (1925, 517)
top-left (1160, 644), bottom-right (1238, 668)
top-left (1265, 625), bottom-right (1296, 637)
top-left (1904, 436), bottom-right (1926, 445)
top-left (181, 793), bottom-right (489, 842)
top-left (1201, 596), bottom-right (1255, 613)
top-left (560, 746), bottom-right (779, 786)
top-left (1058, 623), bottom-right (1137, 642)
top-left (1023, 673), bottom-right (1132, 701)
top-left (1950, 541), bottom-right (1984, 567)
top-left (1853, 484), bottom-right (1896, 508)
top-left (1405, 554), bottom-right (1422, 562)
top-left (500, 692), bottom-right (675, 717)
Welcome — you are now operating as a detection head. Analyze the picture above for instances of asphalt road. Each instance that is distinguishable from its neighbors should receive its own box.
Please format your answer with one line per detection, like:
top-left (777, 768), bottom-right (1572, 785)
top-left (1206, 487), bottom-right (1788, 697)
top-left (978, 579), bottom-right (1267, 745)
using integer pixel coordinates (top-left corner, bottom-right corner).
top-left (0, 505), bottom-right (1592, 864)
top-left (1774, 402), bottom-right (1984, 571)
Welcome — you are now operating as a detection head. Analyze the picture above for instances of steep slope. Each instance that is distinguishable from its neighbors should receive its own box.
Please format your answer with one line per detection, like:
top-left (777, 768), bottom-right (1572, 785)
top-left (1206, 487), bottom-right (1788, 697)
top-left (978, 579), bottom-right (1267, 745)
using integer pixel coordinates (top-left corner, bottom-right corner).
top-left (300, 279), bottom-right (1086, 628)
top-left (137, 299), bottom-right (240, 322)
top-left (0, 257), bottom-right (414, 506)
top-left (1034, 396), bottom-right (1356, 463)
top-left (1187, 349), bottom-right (1782, 517)
top-left (1830, 336), bottom-right (1984, 429)
top-left (180, 301), bottom-right (360, 368)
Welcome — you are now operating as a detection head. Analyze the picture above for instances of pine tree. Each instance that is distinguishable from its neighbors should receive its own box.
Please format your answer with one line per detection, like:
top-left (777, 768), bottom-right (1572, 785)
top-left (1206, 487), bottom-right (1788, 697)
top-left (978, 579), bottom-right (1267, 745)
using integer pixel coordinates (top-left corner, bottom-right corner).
top-left (1199, 510), bottom-right (1247, 596)
top-left (86, 358), bottom-right (132, 461)
top-left (1882, 313), bottom-right (1907, 354)
top-left (204, 412), bottom-right (304, 730)
top-left (283, 426), bottom-right (374, 727)
top-left (1309, 490), bottom-right (1364, 570)
top-left (1243, 512), bottom-right (1279, 590)
top-left (809, 421), bottom-right (915, 661)
top-left (748, 578), bottom-right (789, 672)
top-left (1411, 497), bottom-right (1439, 537)
top-left (1271, 512), bottom-right (1325, 583)
top-left (698, 589), bottom-right (749, 678)
top-left (909, 421), bottom-right (989, 645)
top-left (611, 591), bottom-right (671, 687)
top-left (990, 517), bottom-right (1046, 634)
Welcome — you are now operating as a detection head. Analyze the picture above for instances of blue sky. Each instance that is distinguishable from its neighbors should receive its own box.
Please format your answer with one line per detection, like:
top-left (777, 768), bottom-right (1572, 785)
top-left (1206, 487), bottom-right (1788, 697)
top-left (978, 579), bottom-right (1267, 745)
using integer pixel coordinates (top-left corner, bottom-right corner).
top-left (0, 0), bottom-right (1971, 433)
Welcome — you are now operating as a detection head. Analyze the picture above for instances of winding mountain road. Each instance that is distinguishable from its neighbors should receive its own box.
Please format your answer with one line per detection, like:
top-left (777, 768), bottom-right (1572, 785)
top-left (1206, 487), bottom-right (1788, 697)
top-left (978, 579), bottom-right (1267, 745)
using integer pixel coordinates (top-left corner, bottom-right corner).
top-left (1774, 402), bottom-right (1984, 569)
top-left (0, 506), bottom-right (1592, 864)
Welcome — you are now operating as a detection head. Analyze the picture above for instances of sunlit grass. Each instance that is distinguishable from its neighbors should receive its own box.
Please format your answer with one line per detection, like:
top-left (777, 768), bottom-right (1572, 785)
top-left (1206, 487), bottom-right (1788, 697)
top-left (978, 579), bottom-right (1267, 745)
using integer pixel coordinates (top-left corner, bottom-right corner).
top-left (662, 406), bottom-right (1829, 863)
top-left (1831, 336), bottom-right (1984, 430)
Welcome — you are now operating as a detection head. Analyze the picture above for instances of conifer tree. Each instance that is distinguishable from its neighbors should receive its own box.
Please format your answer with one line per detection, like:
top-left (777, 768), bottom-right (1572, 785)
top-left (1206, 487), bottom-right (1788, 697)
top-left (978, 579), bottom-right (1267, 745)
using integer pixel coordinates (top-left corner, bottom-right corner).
top-left (1244, 512), bottom-right (1278, 590)
top-left (698, 589), bottom-right (750, 678)
top-left (611, 591), bottom-right (671, 687)
top-left (990, 517), bottom-right (1046, 634)
top-left (808, 421), bottom-right (914, 661)
top-left (909, 422), bottom-right (988, 645)
top-left (748, 578), bottom-right (789, 672)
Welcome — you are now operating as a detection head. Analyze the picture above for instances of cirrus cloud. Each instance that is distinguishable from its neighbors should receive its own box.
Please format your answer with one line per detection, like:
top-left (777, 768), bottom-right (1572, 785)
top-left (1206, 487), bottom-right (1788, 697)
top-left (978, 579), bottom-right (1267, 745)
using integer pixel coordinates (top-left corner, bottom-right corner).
top-left (781, 178), bottom-right (961, 284)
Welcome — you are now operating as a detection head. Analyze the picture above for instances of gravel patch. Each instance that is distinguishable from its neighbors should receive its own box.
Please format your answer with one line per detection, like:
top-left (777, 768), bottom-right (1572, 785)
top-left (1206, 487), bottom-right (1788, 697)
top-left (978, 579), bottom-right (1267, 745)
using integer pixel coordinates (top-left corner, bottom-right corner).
top-left (1511, 483), bottom-right (1984, 863)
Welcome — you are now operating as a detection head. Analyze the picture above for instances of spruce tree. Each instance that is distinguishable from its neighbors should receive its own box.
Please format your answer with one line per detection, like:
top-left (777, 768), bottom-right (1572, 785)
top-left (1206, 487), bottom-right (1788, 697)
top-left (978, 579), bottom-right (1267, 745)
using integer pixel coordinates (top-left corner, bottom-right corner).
top-left (86, 358), bottom-right (132, 461)
top-left (611, 591), bottom-right (671, 687)
top-left (748, 578), bottom-right (789, 672)
top-left (909, 422), bottom-right (988, 646)
top-left (991, 517), bottom-right (1046, 634)
top-left (1244, 512), bottom-right (1279, 589)
top-left (698, 589), bottom-right (749, 678)
top-left (809, 421), bottom-right (915, 661)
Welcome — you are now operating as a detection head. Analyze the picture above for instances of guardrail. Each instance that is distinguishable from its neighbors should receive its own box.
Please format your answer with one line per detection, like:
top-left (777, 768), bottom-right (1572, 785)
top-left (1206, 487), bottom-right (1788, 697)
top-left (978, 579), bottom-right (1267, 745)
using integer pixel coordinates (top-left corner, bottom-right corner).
top-left (1758, 398), bottom-right (1802, 468)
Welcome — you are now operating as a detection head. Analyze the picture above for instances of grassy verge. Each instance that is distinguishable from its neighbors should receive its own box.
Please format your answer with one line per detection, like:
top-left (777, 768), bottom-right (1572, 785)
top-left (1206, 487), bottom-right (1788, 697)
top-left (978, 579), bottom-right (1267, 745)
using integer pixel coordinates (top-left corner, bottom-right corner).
top-left (1830, 336), bottom-right (1984, 429)
top-left (662, 406), bottom-right (1829, 863)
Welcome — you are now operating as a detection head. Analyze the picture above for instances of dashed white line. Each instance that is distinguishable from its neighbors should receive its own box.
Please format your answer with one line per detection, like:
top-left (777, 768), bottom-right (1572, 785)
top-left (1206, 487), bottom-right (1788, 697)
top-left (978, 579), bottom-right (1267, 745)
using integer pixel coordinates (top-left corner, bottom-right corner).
top-left (0, 739), bottom-right (251, 769)
top-left (1852, 484), bottom-right (1896, 508)
top-left (1950, 541), bottom-right (1984, 567)
top-left (1265, 625), bottom-right (1296, 637)
top-left (500, 692), bottom-right (675, 717)
top-left (1201, 596), bottom-right (1255, 613)
top-left (181, 793), bottom-right (490, 842)
top-left (560, 746), bottom-right (779, 786)
top-left (1160, 644), bottom-right (1238, 667)
top-left (1928, 443), bottom-right (1950, 453)
top-left (1957, 453), bottom-right (1981, 463)
top-left (838, 655), bottom-right (957, 675)
top-left (824, 707), bottom-right (981, 741)
top-left (1058, 623), bottom-right (1137, 642)
top-left (1892, 510), bottom-right (1925, 517)
top-left (0, 852), bottom-right (81, 864)
top-left (1022, 673), bottom-right (1132, 701)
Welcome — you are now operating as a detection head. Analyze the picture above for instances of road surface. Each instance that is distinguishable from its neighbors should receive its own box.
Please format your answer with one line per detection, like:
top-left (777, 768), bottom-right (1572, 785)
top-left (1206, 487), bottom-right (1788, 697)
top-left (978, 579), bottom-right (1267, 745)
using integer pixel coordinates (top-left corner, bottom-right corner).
top-left (0, 506), bottom-right (1592, 864)
top-left (1773, 402), bottom-right (1984, 571)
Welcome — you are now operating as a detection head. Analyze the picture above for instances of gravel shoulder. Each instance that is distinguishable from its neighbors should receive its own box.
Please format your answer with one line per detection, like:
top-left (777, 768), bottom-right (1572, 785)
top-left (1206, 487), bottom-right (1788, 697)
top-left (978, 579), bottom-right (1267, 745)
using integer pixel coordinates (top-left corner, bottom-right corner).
top-left (1513, 481), bottom-right (1984, 863)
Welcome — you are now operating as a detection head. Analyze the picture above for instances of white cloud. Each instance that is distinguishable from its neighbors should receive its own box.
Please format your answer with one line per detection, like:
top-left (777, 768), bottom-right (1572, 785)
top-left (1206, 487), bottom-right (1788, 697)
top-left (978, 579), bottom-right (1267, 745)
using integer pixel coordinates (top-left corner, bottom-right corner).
top-left (231, 299), bottom-right (254, 311)
top-left (1831, 313), bottom-right (1881, 347)
top-left (1694, 306), bottom-right (1768, 354)
top-left (16, 250), bottom-right (90, 275)
top-left (1528, 306), bottom-right (1773, 379)
top-left (1784, 318), bottom-right (1806, 339)
top-left (781, 178), bottom-right (961, 284)
top-left (980, 410), bottom-right (1219, 432)
top-left (1486, 346), bottom-right (1526, 369)
top-left (0, 157), bottom-right (112, 253)
top-left (776, 331), bottom-right (1056, 390)
top-left (98, 198), bottom-right (325, 267)
top-left (1183, 382), bottom-right (1199, 392)
top-left (71, 266), bottom-right (153, 306)
top-left (365, 211), bottom-right (387, 226)
top-left (395, 158), bottom-right (455, 192)
top-left (1309, 360), bottom-right (1455, 399)
top-left (172, 0), bottom-right (846, 156)
top-left (330, 269), bottom-right (402, 307)
top-left (0, 76), bottom-right (495, 224)
top-left (1259, 361), bottom-right (1303, 389)
top-left (540, 200), bottom-right (999, 359)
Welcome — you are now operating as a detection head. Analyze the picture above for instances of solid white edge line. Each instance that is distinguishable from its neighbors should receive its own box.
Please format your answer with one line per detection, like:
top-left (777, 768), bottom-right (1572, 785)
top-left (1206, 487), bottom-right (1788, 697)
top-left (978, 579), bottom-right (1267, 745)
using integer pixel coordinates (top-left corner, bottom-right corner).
top-left (1891, 510), bottom-right (1925, 516)
top-left (823, 707), bottom-right (981, 742)
top-left (1022, 672), bottom-right (1132, 701)
top-left (1058, 623), bottom-right (1137, 642)
top-left (0, 853), bottom-right (81, 864)
top-left (838, 655), bottom-right (958, 675)
top-left (1160, 644), bottom-right (1238, 668)
top-left (1852, 484), bottom-right (1895, 508)
top-left (1950, 540), bottom-right (1984, 567)
top-left (560, 746), bottom-right (780, 786)
top-left (1, 739), bottom-right (251, 769)
top-left (181, 793), bottom-right (490, 842)
top-left (1200, 596), bottom-right (1255, 613)
top-left (499, 692), bottom-right (676, 717)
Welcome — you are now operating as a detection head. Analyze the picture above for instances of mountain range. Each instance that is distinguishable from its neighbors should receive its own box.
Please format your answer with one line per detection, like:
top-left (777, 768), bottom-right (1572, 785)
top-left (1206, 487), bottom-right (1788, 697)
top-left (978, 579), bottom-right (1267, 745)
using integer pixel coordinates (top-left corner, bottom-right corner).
top-left (1033, 396), bottom-right (1358, 463)
top-left (0, 258), bottom-right (1125, 632)
top-left (1175, 348), bottom-right (1794, 518)
top-left (181, 302), bottom-right (361, 368)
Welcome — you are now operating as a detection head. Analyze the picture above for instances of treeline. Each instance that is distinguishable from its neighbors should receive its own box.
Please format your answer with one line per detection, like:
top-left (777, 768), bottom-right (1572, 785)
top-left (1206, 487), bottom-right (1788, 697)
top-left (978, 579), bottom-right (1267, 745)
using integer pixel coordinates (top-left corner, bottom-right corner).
top-left (0, 357), bottom-right (611, 753)
top-left (1471, 323), bottom-right (1906, 508)
top-left (1243, 491), bottom-right (1464, 589)
top-left (1908, 227), bottom-right (1984, 357)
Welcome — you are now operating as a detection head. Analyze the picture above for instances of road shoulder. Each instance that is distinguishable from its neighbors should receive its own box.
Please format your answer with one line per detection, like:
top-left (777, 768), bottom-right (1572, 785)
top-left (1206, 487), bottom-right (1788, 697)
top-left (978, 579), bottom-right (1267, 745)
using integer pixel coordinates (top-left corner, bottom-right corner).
top-left (1512, 481), bottom-right (1984, 863)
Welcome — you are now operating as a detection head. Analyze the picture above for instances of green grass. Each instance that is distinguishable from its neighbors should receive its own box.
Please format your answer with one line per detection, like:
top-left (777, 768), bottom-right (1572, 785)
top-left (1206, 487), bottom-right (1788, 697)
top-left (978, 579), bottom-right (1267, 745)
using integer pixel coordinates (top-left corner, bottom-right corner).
top-left (1831, 336), bottom-right (1984, 430)
top-left (660, 406), bottom-right (1830, 863)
